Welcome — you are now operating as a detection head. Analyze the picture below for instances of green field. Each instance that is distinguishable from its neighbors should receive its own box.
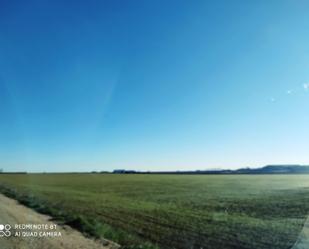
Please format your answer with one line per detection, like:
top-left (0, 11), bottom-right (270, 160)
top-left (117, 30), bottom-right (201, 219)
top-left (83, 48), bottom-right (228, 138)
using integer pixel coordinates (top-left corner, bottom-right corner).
top-left (1, 174), bottom-right (309, 249)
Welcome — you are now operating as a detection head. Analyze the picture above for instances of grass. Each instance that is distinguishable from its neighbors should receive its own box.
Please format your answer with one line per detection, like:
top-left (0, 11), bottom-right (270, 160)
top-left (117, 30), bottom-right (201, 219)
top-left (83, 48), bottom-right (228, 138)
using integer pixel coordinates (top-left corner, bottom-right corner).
top-left (1, 174), bottom-right (309, 249)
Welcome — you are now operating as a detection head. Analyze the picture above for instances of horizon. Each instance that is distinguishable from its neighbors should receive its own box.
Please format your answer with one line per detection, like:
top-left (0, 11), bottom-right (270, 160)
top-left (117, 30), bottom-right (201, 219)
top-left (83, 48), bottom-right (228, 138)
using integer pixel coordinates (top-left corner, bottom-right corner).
top-left (1, 163), bottom-right (309, 174)
top-left (1, 0), bottom-right (309, 172)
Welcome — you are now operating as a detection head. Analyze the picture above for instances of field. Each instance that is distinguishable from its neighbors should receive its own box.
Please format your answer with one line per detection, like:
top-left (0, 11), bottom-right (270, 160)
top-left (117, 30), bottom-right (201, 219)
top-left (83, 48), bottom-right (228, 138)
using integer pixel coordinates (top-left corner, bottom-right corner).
top-left (1, 174), bottom-right (309, 249)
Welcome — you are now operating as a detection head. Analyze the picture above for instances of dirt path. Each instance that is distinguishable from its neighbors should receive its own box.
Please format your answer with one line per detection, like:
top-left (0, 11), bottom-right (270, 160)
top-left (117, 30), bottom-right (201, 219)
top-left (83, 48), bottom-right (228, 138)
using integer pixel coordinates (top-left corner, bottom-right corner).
top-left (291, 216), bottom-right (309, 249)
top-left (0, 194), bottom-right (119, 249)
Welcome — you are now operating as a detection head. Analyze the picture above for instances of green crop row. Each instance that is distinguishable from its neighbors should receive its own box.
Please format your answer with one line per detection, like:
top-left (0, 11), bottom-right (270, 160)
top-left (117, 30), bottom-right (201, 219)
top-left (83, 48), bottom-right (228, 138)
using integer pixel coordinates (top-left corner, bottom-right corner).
top-left (0, 174), bottom-right (308, 249)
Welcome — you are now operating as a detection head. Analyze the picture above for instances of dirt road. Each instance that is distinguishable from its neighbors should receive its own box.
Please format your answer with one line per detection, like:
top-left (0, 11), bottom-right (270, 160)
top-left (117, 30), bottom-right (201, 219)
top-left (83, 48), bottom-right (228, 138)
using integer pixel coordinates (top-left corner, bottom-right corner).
top-left (0, 194), bottom-right (119, 249)
top-left (291, 216), bottom-right (309, 249)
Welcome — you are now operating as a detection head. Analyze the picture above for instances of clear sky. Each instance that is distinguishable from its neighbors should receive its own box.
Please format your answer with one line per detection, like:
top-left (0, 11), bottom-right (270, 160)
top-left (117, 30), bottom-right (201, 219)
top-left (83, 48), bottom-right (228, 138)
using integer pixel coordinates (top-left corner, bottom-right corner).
top-left (1, 0), bottom-right (309, 172)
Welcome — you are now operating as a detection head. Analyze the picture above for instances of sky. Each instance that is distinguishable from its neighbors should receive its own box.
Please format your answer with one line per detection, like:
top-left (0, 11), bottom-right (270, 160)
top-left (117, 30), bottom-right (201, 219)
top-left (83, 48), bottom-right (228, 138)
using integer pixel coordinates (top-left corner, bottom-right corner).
top-left (0, 0), bottom-right (309, 172)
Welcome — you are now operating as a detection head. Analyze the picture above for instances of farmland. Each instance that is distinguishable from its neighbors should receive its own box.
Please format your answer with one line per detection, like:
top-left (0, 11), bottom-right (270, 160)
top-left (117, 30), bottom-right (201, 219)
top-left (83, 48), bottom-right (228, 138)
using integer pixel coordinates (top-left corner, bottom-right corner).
top-left (0, 174), bottom-right (309, 249)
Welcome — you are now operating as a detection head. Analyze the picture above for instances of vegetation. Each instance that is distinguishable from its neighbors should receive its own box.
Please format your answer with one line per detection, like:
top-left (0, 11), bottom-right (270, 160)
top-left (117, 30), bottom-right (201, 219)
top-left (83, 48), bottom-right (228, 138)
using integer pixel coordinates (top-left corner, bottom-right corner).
top-left (0, 174), bottom-right (309, 249)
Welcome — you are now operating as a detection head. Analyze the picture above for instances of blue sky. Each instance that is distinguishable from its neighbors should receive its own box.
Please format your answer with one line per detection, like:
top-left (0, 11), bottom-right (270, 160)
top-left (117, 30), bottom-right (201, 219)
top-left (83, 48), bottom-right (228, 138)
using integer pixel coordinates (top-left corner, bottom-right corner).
top-left (1, 0), bottom-right (309, 172)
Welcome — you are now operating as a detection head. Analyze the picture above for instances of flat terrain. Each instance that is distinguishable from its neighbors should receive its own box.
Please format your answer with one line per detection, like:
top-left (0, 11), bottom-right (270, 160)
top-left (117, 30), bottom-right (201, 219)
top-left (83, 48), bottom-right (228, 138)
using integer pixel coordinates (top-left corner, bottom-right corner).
top-left (0, 193), bottom-right (118, 249)
top-left (1, 174), bottom-right (309, 249)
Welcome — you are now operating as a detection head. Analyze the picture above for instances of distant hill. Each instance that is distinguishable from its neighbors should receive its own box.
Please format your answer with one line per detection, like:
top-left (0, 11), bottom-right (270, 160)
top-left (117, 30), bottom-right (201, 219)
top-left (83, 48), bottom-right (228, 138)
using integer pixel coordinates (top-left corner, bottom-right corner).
top-left (234, 165), bottom-right (309, 174)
